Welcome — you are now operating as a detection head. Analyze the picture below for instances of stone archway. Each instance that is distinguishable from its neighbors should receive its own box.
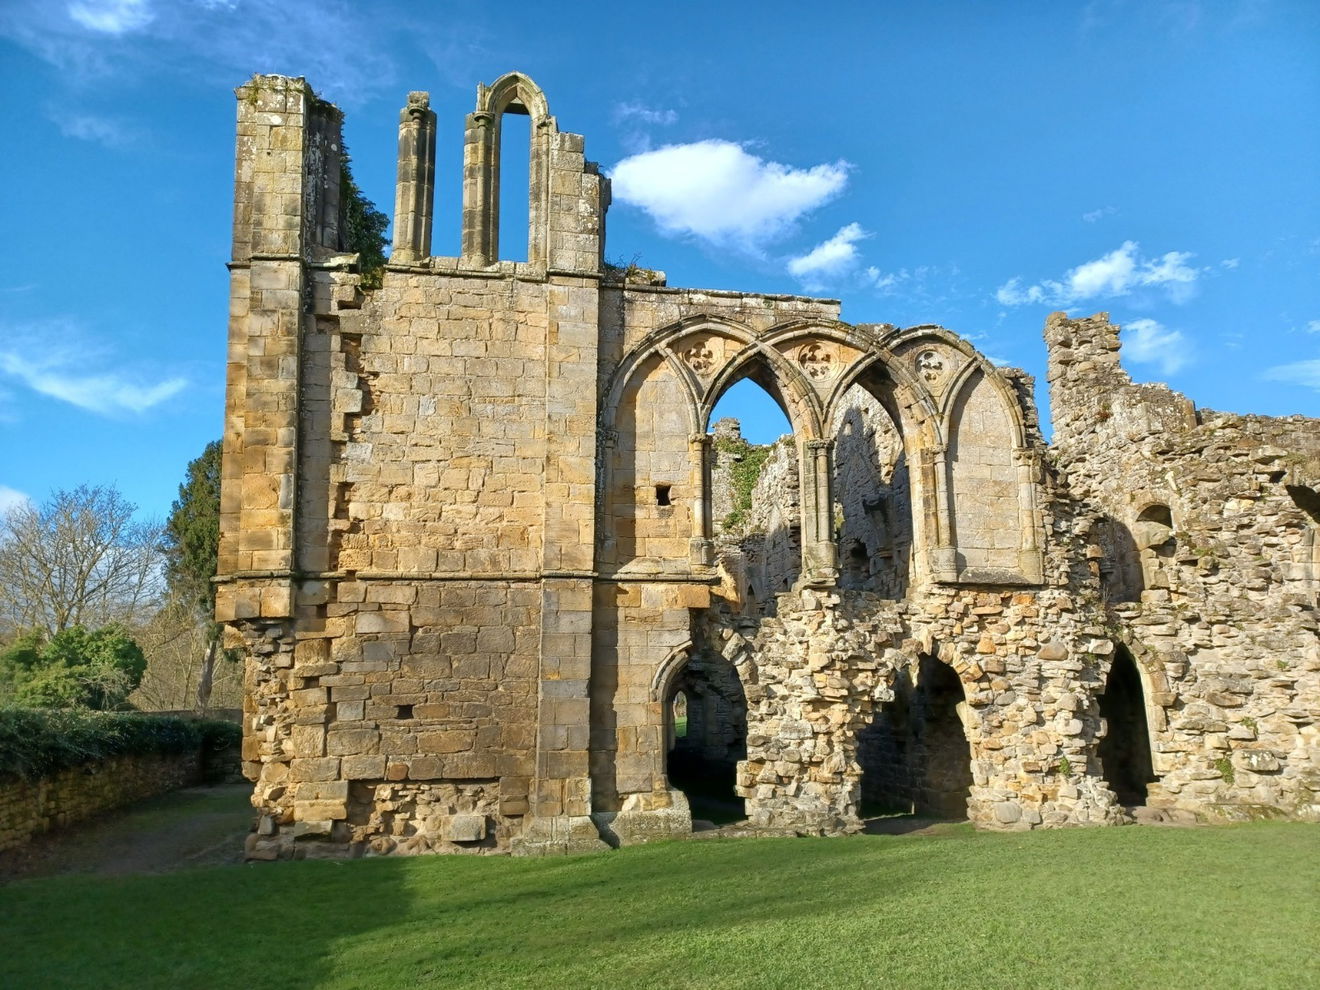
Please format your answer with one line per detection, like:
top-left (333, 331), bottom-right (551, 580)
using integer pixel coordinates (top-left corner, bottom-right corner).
top-left (665, 650), bottom-right (748, 825)
top-left (857, 653), bottom-right (972, 819)
top-left (1098, 644), bottom-right (1158, 806)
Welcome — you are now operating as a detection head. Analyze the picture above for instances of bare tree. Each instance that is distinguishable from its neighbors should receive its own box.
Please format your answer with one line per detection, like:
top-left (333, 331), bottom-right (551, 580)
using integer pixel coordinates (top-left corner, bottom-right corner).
top-left (130, 594), bottom-right (242, 712)
top-left (0, 485), bottom-right (165, 640)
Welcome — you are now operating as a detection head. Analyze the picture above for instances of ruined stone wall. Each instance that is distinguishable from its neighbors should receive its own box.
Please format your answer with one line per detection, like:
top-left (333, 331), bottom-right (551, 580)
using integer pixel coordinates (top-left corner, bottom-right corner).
top-left (1047, 312), bottom-right (1320, 821)
top-left (220, 74), bottom-right (1318, 861)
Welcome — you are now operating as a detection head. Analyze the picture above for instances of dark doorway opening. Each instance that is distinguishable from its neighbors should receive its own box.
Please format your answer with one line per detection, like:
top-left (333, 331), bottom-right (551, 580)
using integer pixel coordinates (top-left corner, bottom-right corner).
top-left (666, 653), bottom-right (747, 825)
top-left (1098, 645), bottom-right (1156, 806)
top-left (858, 655), bottom-right (971, 819)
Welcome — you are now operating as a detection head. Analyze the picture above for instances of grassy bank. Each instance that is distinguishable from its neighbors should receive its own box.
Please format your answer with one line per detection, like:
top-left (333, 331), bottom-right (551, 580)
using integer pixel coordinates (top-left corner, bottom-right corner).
top-left (2, 822), bottom-right (1316, 989)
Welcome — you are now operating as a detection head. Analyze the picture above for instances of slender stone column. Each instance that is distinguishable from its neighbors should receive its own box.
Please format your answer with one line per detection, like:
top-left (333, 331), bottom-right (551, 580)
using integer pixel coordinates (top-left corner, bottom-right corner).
top-left (1015, 446), bottom-right (1045, 582)
top-left (799, 438), bottom-right (838, 586)
top-left (929, 444), bottom-right (959, 580)
top-left (391, 91), bottom-right (436, 264)
top-left (689, 433), bottom-right (714, 567)
top-left (460, 110), bottom-right (497, 265)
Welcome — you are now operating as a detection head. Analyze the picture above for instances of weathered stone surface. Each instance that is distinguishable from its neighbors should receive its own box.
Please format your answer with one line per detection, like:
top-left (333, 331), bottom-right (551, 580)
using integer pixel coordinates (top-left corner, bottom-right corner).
top-left (219, 73), bottom-right (1320, 862)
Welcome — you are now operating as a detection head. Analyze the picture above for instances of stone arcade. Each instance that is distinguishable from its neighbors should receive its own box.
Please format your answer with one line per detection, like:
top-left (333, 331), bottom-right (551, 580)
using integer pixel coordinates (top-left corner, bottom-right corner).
top-left (217, 73), bottom-right (1320, 858)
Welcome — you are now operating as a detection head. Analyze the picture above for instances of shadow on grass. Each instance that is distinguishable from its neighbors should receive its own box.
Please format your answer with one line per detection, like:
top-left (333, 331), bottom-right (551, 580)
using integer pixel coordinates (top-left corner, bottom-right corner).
top-left (1, 822), bottom-right (1317, 989)
top-left (0, 784), bottom-right (254, 880)
top-left (1, 853), bottom-right (422, 990)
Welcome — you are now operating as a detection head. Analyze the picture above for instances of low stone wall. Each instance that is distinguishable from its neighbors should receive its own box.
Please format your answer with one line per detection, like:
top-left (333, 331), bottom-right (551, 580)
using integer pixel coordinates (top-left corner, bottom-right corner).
top-left (0, 751), bottom-right (204, 854)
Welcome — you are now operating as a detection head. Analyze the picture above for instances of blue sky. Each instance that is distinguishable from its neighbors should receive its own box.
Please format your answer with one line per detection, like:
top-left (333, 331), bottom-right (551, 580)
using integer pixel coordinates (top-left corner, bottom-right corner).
top-left (1, 0), bottom-right (1317, 519)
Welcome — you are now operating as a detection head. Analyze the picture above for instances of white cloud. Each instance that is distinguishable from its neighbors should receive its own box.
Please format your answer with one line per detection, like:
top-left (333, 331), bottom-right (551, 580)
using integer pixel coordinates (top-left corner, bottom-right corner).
top-left (1263, 359), bottom-right (1320, 391)
top-left (1220, 258), bottom-right (1240, 270)
top-left (67, 0), bottom-right (152, 34)
top-left (787, 223), bottom-right (868, 287)
top-left (610, 140), bottom-right (851, 251)
top-left (996, 241), bottom-right (1204, 307)
top-left (614, 102), bottom-right (678, 126)
top-left (1082, 205), bottom-right (1117, 223)
top-left (0, 485), bottom-right (31, 515)
top-left (51, 111), bottom-right (129, 147)
top-left (1306, 320), bottom-right (1320, 334)
top-left (1122, 317), bottom-right (1190, 375)
top-left (0, 321), bottom-right (187, 416)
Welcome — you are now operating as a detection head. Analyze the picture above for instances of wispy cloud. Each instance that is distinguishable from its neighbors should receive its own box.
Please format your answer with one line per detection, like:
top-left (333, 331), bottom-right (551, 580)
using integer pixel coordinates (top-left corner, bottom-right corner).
top-left (614, 102), bottom-right (678, 127)
top-left (67, 0), bottom-right (153, 35)
top-left (1263, 358), bottom-right (1320, 391)
top-left (610, 140), bottom-right (851, 252)
top-left (1123, 317), bottom-right (1190, 375)
top-left (1082, 205), bottom-right (1117, 223)
top-left (787, 223), bottom-right (868, 288)
top-left (1308, 320), bottom-right (1320, 334)
top-left (1220, 258), bottom-right (1240, 270)
top-left (0, 319), bottom-right (187, 416)
top-left (996, 241), bottom-right (1205, 307)
top-left (50, 110), bottom-right (131, 147)
top-left (2, 0), bottom-right (399, 104)
top-left (0, 485), bottom-right (32, 515)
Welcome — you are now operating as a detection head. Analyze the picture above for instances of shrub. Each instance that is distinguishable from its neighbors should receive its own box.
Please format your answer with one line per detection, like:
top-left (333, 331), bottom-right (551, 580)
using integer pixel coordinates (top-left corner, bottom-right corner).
top-left (0, 625), bottom-right (146, 710)
top-left (0, 708), bottom-right (238, 781)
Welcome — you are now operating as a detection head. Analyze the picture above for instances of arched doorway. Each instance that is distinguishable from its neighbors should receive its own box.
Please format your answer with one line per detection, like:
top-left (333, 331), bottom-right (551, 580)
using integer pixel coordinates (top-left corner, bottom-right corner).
top-left (666, 651), bottom-right (747, 825)
top-left (858, 655), bottom-right (971, 819)
top-left (1098, 645), bottom-right (1157, 806)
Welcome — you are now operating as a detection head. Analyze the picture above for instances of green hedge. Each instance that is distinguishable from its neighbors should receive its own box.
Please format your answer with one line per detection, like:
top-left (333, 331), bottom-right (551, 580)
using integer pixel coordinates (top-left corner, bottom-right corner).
top-left (0, 708), bottom-right (242, 782)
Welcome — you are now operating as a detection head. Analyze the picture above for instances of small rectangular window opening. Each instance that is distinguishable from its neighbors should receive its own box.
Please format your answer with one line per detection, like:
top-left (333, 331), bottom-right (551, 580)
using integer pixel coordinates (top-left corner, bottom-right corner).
top-left (395, 704), bottom-right (414, 720)
top-left (655, 484), bottom-right (672, 506)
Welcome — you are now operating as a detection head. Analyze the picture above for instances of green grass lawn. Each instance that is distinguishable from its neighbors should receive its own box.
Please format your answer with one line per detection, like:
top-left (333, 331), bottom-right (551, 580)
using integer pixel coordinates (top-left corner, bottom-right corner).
top-left (2, 822), bottom-right (1316, 989)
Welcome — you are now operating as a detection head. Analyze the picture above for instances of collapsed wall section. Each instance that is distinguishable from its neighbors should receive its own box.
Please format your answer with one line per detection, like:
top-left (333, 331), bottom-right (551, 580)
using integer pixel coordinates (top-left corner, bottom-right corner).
top-left (1047, 312), bottom-right (1320, 821)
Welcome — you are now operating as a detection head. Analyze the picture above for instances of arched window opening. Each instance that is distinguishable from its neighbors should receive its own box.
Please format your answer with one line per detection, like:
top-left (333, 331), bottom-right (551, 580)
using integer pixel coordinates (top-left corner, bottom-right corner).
top-left (496, 109), bottom-right (531, 262)
top-left (667, 655), bottom-right (747, 826)
top-left (708, 378), bottom-right (799, 608)
top-left (830, 384), bottom-right (912, 597)
top-left (858, 655), bottom-right (971, 820)
top-left (1098, 645), bottom-right (1157, 806)
top-left (709, 378), bottom-right (792, 446)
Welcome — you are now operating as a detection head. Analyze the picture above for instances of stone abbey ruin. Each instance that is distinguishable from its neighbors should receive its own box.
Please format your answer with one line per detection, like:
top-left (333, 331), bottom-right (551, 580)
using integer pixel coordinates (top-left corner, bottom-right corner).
top-left (217, 72), bottom-right (1320, 858)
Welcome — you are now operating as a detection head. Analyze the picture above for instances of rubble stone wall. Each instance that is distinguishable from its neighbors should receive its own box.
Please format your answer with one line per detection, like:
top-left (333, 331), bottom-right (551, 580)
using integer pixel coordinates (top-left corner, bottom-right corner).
top-left (0, 753), bottom-right (203, 854)
top-left (1046, 312), bottom-right (1320, 822)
